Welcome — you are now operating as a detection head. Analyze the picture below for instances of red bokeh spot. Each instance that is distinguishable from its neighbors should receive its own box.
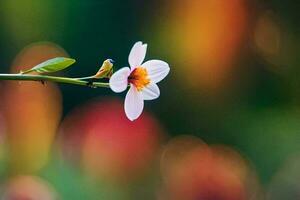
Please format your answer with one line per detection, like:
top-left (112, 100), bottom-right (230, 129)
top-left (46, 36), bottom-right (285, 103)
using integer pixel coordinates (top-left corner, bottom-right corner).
top-left (60, 98), bottom-right (165, 183)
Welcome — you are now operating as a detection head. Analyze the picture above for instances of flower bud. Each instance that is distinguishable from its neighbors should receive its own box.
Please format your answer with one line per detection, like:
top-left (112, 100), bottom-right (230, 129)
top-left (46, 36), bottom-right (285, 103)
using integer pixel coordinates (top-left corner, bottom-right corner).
top-left (94, 59), bottom-right (114, 79)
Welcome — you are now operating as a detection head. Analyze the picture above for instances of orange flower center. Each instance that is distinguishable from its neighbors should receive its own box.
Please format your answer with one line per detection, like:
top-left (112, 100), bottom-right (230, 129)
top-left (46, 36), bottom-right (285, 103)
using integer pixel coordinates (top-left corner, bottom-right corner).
top-left (128, 67), bottom-right (150, 91)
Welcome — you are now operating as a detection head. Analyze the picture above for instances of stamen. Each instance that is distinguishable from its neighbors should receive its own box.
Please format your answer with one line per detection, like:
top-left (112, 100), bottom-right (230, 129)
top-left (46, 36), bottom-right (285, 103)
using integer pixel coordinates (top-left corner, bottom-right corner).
top-left (128, 67), bottom-right (150, 91)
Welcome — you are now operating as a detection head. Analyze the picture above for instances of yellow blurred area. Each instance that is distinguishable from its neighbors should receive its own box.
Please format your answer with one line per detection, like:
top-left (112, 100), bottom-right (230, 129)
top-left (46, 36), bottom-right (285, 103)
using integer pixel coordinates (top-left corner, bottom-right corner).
top-left (2, 42), bottom-right (64, 173)
top-left (159, 135), bottom-right (262, 200)
top-left (59, 98), bottom-right (165, 184)
top-left (167, 0), bottom-right (248, 90)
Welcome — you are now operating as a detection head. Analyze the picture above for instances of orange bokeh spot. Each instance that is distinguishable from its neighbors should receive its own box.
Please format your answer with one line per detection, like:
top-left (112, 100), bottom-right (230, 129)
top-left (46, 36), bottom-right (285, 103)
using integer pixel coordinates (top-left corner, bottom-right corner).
top-left (253, 11), bottom-right (282, 69)
top-left (2, 176), bottom-right (58, 200)
top-left (2, 42), bottom-right (64, 173)
top-left (159, 135), bottom-right (261, 200)
top-left (168, 0), bottom-right (248, 90)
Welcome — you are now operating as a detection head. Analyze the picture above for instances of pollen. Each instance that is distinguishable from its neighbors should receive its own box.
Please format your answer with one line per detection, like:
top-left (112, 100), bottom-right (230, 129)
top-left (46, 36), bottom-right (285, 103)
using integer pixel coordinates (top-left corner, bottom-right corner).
top-left (128, 67), bottom-right (150, 91)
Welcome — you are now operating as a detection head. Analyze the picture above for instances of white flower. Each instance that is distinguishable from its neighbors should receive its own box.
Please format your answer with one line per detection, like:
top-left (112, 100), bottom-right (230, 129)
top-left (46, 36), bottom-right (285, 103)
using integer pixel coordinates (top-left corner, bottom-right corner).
top-left (109, 41), bottom-right (170, 121)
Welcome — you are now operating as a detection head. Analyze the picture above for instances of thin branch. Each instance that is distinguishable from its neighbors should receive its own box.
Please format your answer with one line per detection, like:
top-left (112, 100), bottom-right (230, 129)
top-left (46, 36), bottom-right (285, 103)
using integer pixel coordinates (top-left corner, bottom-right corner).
top-left (0, 74), bottom-right (110, 88)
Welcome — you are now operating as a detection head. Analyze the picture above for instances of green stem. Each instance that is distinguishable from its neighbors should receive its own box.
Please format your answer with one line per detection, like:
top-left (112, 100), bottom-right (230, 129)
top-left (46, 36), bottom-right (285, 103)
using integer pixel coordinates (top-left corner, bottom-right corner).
top-left (0, 73), bottom-right (110, 88)
top-left (76, 75), bottom-right (96, 80)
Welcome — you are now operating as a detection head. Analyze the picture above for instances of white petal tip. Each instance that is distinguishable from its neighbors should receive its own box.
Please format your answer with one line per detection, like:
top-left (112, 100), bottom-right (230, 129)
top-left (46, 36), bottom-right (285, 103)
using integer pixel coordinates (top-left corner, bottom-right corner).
top-left (129, 42), bottom-right (148, 68)
top-left (125, 113), bottom-right (141, 121)
top-left (127, 115), bottom-right (138, 121)
top-left (125, 109), bottom-right (142, 121)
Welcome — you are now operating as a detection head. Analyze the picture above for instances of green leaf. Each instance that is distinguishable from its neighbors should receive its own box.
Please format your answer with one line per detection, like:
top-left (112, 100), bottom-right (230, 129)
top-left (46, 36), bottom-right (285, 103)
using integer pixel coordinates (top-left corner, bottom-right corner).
top-left (21, 57), bottom-right (76, 74)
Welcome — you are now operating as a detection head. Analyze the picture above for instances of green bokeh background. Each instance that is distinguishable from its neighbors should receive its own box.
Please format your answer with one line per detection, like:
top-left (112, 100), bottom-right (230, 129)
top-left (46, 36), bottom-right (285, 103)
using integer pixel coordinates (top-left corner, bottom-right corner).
top-left (0, 0), bottom-right (300, 198)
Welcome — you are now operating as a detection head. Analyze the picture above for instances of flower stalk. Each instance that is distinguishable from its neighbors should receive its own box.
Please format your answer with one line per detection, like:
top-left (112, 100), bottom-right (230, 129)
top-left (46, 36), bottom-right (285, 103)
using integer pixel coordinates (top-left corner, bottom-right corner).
top-left (0, 73), bottom-right (110, 88)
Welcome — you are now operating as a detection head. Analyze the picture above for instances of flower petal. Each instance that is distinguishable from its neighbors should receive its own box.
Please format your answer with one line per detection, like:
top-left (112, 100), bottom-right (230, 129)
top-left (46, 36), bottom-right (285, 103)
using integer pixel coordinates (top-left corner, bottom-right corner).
top-left (142, 60), bottom-right (170, 83)
top-left (141, 83), bottom-right (160, 100)
top-left (124, 85), bottom-right (144, 121)
top-left (109, 67), bottom-right (130, 93)
top-left (128, 41), bottom-right (147, 69)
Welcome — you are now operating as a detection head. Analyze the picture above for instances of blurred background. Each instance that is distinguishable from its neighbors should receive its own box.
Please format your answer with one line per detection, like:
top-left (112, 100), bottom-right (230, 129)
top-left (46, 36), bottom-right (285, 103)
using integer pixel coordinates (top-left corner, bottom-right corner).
top-left (0, 0), bottom-right (299, 199)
